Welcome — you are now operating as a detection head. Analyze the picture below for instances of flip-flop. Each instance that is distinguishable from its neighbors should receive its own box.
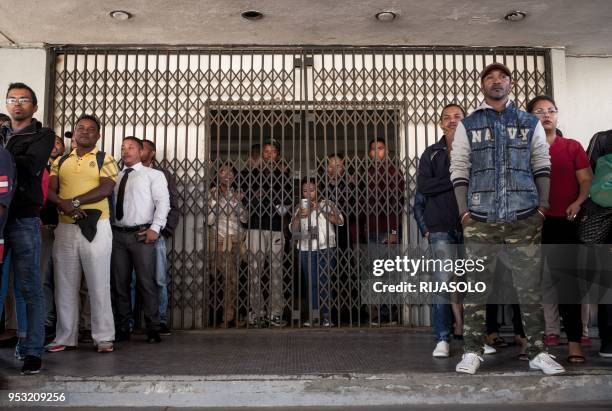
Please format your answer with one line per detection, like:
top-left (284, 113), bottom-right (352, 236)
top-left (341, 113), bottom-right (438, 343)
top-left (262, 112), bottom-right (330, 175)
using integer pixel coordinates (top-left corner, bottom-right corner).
top-left (517, 352), bottom-right (529, 361)
top-left (491, 336), bottom-right (508, 348)
top-left (567, 355), bottom-right (586, 364)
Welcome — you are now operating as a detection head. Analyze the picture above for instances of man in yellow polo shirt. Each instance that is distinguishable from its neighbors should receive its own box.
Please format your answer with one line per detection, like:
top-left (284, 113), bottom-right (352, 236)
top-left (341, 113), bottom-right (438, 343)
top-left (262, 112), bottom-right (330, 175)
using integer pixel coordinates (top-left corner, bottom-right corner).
top-left (45, 114), bottom-right (118, 353)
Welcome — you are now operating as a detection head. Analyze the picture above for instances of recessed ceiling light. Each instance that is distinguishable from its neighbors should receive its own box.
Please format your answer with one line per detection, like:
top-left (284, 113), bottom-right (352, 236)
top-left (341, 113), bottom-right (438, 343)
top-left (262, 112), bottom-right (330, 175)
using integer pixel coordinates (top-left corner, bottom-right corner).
top-left (242, 10), bottom-right (263, 21)
top-left (375, 11), bottom-right (397, 22)
top-left (504, 10), bottom-right (527, 22)
top-left (109, 10), bottom-right (132, 21)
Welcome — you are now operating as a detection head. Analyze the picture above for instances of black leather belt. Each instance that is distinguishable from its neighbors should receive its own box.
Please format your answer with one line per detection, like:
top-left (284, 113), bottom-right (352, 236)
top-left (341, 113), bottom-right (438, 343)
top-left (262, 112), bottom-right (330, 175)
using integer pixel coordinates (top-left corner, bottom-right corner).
top-left (112, 224), bottom-right (150, 233)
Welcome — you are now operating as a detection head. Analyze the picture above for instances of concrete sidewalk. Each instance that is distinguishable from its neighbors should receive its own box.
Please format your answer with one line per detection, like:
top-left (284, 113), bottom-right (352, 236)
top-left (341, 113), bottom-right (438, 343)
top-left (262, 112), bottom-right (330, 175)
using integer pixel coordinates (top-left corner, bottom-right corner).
top-left (1, 329), bottom-right (611, 408)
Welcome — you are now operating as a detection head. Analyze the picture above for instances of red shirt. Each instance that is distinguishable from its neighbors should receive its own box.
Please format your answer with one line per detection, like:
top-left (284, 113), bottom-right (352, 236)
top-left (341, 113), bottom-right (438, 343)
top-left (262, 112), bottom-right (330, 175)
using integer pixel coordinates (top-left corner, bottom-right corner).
top-left (547, 135), bottom-right (590, 217)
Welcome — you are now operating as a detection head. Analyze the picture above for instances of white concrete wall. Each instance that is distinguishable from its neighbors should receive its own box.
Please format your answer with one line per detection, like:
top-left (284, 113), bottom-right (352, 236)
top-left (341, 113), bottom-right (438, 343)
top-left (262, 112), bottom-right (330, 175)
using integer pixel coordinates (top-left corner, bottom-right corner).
top-left (562, 55), bottom-right (612, 148)
top-left (0, 47), bottom-right (48, 123)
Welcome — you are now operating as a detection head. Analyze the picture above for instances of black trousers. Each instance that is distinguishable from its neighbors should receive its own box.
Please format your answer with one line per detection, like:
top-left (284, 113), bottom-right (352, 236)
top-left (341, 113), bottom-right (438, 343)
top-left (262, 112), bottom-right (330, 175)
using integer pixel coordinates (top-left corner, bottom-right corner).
top-left (598, 231), bottom-right (612, 344)
top-left (599, 304), bottom-right (612, 343)
top-left (111, 229), bottom-right (160, 333)
top-left (486, 304), bottom-right (525, 338)
top-left (542, 216), bottom-right (582, 343)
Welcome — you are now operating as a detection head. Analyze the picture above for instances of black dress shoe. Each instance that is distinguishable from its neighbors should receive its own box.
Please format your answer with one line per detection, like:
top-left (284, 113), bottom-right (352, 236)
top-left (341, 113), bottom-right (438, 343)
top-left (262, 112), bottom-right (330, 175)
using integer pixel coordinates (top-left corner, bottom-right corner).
top-left (159, 323), bottom-right (172, 336)
top-left (146, 330), bottom-right (161, 344)
top-left (115, 330), bottom-right (131, 342)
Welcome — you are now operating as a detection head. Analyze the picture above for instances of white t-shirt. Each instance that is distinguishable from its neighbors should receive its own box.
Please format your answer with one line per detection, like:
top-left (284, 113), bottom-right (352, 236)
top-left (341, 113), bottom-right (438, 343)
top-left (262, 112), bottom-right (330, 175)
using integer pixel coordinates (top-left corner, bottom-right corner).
top-left (294, 199), bottom-right (344, 251)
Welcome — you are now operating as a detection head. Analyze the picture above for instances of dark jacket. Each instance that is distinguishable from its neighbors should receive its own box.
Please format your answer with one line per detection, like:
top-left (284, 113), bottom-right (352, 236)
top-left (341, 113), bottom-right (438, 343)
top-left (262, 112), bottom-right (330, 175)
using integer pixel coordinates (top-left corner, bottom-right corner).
top-left (240, 163), bottom-right (292, 232)
top-left (587, 129), bottom-right (612, 170)
top-left (321, 175), bottom-right (357, 248)
top-left (417, 137), bottom-right (461, 233)
top-left (412, 191), bottom-right (428, 237)
top-left (155, 164), bottom-right (180, 238)
top-left (1, 119), bottom-right (54, 220)
top-left (364, 159), bottom-right (405, 236)
top-left (0, 145), bottom-right (16, 262)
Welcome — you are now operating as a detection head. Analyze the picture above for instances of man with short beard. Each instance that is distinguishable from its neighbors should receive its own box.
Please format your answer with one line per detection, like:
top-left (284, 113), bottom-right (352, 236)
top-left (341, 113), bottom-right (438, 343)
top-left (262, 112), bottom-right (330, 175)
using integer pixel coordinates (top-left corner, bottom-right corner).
top-left (450, 63), bottom-right (564, 375)
top-left (1, 82), bottom-right (54, 374)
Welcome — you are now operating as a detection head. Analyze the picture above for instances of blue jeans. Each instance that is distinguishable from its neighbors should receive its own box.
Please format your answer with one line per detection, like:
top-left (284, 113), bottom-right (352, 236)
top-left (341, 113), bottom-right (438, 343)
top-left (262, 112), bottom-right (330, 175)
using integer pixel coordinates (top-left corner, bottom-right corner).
top-left (4, 218), bottom-right (44, 357)
top-left (300, 249), bottom-right (336, 320)
top-left (428, 230), bottom-right (463, 342)
top-left (155, 237), bottom-right (169, 325)
top-left (130, 237), bottom-right (169, 326)
top-left (0, 251), bottom-right (28, 338)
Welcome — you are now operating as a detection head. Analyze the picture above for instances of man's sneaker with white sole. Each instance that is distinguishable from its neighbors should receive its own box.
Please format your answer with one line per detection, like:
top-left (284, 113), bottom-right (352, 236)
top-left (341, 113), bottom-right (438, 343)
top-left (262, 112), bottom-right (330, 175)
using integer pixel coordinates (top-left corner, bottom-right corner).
top-left (529, 352), bottom-right (565, 375)
top-left (483, 344), bottom-right (497, 355)
top-left (432, 341), bottom-right (450, 358)
top-left (455, 352), bottom-right (483, 374)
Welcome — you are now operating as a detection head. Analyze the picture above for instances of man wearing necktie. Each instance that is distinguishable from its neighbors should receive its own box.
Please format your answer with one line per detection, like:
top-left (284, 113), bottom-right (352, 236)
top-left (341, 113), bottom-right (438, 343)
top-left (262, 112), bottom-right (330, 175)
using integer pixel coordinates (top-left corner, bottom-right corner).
top-left (111, 137), bottom-right (170, 343)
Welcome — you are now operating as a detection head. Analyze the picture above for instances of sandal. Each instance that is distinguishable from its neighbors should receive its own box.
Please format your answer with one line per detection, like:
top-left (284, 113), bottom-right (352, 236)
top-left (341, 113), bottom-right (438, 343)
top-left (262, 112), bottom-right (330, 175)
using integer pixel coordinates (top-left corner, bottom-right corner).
top-left (567, 355), bottom-right (586, 364)
top-left (517, 353), bottom-right (529, 361)
top-left (490, 336), bottom-right (508, 348)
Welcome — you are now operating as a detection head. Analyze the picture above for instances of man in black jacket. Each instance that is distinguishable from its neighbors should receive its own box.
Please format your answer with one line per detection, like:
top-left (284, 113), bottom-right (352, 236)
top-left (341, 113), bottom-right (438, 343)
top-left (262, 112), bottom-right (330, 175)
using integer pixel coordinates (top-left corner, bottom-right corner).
top-left (1, 83), bottom-right (54, 374)
top-left (241, 139), bottom-right (292, 327)
top-left (141, 139), bottom-right (179, 335)
top-left (416, 103), bottom-right (465, 358)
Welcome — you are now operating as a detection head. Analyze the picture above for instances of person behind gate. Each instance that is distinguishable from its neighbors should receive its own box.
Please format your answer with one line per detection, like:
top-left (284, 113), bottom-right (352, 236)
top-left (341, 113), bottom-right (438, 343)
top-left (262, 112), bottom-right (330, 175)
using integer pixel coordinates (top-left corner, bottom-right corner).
top-left (111, 136), bottom-right (170, 344)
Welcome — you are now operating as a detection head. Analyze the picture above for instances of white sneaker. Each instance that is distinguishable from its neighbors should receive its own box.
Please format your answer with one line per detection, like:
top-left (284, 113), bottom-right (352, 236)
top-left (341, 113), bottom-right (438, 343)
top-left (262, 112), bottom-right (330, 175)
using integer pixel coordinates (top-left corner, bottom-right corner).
top-left (529, 352), bottom-right (565, 375)
top-left (483, 344), bottom-right (497, 355)
top-left (456, 353), bottom-right (483, 375)
top-left (433, 341), bottom-right (450, 358)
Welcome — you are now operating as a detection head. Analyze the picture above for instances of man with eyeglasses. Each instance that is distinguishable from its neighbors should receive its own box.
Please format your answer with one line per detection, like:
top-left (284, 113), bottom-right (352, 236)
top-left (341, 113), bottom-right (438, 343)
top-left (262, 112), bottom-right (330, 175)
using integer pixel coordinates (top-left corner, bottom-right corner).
top-left (0, 82), bottom-right (54, 374)
top-left (449, 64), bottom-right (564, 375)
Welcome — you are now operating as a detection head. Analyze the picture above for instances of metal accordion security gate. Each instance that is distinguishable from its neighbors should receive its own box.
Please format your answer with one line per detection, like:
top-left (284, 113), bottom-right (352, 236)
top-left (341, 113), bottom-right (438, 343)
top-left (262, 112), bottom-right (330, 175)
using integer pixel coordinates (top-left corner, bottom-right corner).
top-left (48, 46), bottom-right (551, 329)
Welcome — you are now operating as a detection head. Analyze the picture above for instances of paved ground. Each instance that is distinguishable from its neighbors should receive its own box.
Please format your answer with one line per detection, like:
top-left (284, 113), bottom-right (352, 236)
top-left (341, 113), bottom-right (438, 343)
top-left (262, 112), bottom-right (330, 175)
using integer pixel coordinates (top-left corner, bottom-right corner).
top-left (0, 329), bottom-right (611, 408)
top-left (6, 404), bottom-right (612, 411)
top-left (0, 328), bottom-right (609, 377)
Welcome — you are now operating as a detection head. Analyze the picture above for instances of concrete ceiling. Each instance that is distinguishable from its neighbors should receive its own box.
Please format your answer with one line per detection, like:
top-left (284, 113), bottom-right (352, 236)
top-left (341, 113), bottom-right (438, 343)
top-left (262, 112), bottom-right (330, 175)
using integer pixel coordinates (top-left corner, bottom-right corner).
top-left (1, 1), bottom-right (611, 55)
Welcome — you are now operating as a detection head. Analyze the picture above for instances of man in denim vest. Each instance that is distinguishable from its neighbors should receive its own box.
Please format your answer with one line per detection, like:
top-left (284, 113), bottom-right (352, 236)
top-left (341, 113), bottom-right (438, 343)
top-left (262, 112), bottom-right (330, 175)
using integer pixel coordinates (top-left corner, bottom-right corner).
top-left (450, 63), bottom-right (564, 375)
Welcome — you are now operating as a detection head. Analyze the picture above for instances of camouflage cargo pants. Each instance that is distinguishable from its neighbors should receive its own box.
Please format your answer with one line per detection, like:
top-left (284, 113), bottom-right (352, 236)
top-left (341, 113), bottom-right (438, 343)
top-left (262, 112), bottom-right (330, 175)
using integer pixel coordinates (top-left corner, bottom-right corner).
top-left (462, 213), bottom-right (545, 358)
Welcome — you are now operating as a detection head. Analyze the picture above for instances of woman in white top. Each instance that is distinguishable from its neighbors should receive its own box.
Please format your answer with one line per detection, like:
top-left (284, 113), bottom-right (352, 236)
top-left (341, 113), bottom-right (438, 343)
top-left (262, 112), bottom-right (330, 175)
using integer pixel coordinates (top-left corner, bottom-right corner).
top-left (291, 177), bottom-right (344, 327)
top-left (207, 163), bottom-right (248, 327)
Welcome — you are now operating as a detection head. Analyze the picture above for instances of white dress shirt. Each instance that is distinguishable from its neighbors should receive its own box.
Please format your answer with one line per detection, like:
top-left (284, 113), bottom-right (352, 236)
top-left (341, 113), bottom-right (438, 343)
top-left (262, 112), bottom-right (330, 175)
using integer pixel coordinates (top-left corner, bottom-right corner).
top-left (113, 162), bottom-right (170, 233)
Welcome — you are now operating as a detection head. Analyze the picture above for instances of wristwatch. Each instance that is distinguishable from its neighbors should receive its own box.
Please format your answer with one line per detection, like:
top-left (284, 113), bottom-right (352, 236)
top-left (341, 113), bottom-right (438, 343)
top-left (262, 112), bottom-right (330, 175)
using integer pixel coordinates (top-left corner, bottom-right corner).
top-left (71, 198), bottom-right (81, 208)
